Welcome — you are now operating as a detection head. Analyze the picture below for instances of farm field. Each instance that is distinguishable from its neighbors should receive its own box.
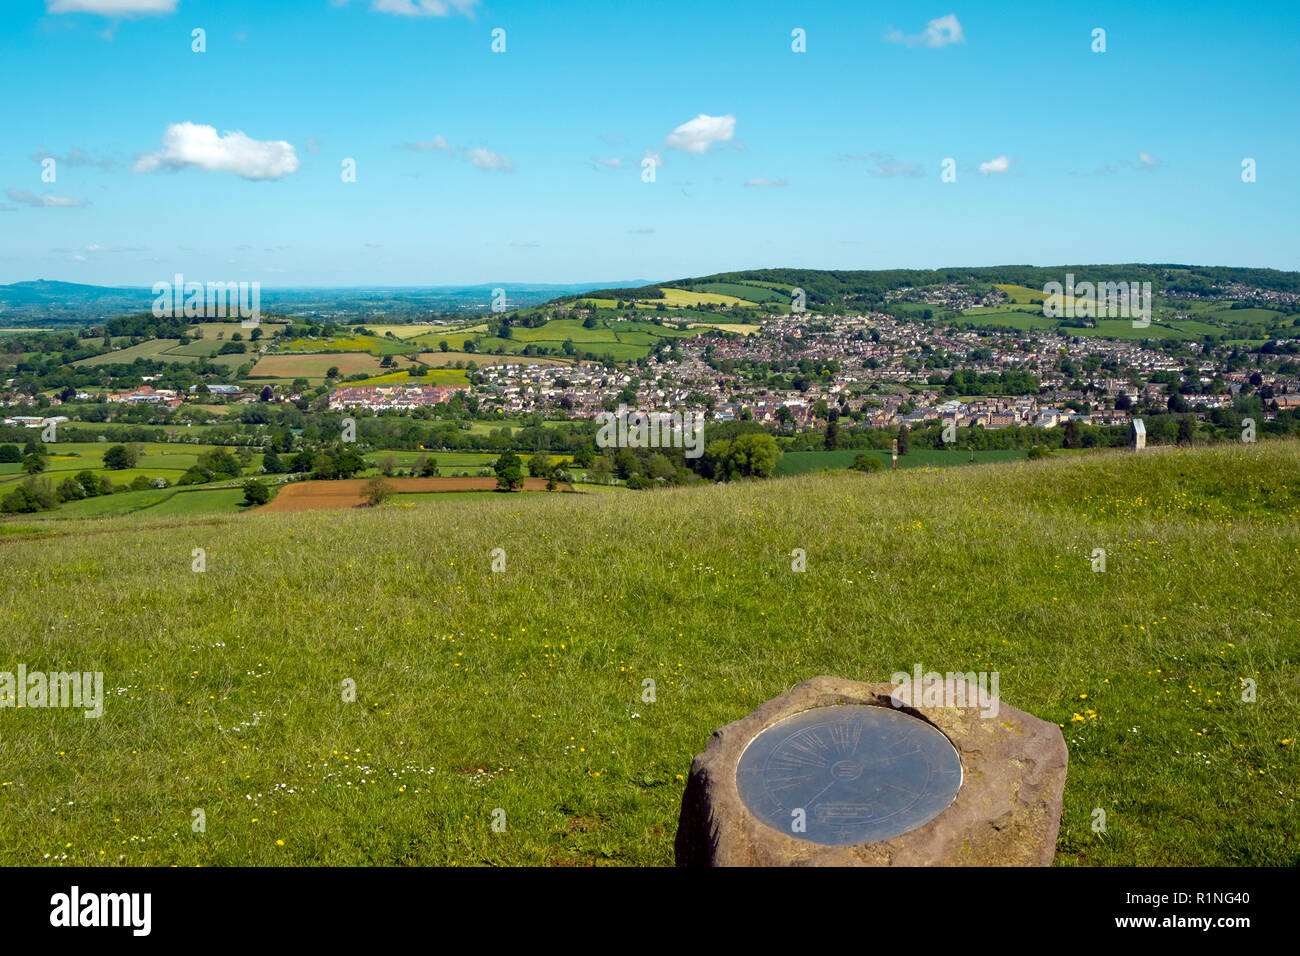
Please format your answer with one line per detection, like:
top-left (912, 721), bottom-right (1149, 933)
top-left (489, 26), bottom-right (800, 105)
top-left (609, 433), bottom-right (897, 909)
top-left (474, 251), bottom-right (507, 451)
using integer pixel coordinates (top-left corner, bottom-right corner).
top-left (250, 353), bottom-right (388, 379)
top-left (188, 322), bottom-right (288, 339)
top-left (961, 307), bottom-right (1058, 330)
top-left (773, 447), bottom-right (1029, 476)
top-left (362, 450), bottom-right (571, 476)
top-left (0, 442), bottom-right (263, 497)
top-left (258, 476), bottom-right (567, 512)
top-left (649, 287), bottom-right (755, 308)
top-left (70, 339), bottom-right (184, 365)
top-left (343, 369), bottom-right (470, 387)
top-left (692, 282), bottom-right (785, 303)
top-left (416, 351), bottom-right (568, 368)
top-left (358, 325), bottom-right (444, 339)
top-left (275, 334), bottom-right (413, 356)
top-left (685, 322), bottom-right (762, 335)
top-left (0, 440), bottom-right (1295, 865)
top-left (1075, 321), bottom-right (1200, 341)
top-left (163, 339), bottom-right (229, 357)
top-left (18, 485), bottom-right (250, 520)
top-left (993, 283), bottom-right (1048, 304)
top-left (401, 317), bottom-right (702, 363)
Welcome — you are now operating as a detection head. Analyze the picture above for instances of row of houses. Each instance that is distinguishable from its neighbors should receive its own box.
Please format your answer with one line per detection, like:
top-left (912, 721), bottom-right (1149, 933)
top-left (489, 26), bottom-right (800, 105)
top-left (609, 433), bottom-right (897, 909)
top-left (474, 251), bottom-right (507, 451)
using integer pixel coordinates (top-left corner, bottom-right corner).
top-left (328, 383), bottom-right (469, 411)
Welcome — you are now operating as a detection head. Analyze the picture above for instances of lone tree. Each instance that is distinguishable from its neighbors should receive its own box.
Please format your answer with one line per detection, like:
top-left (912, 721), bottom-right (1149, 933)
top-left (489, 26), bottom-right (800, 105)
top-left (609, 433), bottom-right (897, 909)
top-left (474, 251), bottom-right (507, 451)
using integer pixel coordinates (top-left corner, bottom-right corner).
top-left (361, 477), bottom-right (395, 506)
top-left (851, 454), bottom-right (882, 472)
top-left (494, 451), bottom-right (524, 491)
top-left (102, 444), bottom-right (138, 470)
top-left (527, 452), bottom-right (552, 479)
top-left (241, 479), bottom-right (272, 507)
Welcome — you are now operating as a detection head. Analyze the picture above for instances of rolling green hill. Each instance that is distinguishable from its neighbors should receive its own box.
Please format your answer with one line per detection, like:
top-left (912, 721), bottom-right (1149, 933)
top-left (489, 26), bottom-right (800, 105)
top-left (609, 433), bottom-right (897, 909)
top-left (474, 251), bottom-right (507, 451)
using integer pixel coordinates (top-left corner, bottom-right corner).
top-left (2, 439), bottom-right (1295, 866)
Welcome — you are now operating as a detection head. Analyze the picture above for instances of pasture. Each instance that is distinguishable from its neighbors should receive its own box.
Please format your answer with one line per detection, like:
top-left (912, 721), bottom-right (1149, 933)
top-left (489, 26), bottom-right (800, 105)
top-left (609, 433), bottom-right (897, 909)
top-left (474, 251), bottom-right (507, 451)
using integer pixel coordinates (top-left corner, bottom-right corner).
top-left (773, 447), bottom-right (1028, 476)
top-left (275, 335), bottom-right (414, 356)
top-left (0, 442), bottom-right (265, 506)
top-left (259, 477), bottom-right (568, 512)
top-left (251, 353), bottom-right (388, 380)
top-left (344, 369), bottom-right (469, 387)
top-left (693, 282), bottom-right (785, 303)
top-left (0, 440), bottom-right (1295, 865)
top-left (650, 288), bottom-right (756, 308)
top-left (416, 352), bottom-right (568, 368)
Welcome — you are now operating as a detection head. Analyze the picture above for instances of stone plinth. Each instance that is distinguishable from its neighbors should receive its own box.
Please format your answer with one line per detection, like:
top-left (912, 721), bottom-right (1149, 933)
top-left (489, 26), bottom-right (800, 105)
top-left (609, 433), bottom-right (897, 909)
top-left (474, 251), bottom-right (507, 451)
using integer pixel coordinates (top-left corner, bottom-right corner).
top-left (675, 675), bottom-right (1067, 866)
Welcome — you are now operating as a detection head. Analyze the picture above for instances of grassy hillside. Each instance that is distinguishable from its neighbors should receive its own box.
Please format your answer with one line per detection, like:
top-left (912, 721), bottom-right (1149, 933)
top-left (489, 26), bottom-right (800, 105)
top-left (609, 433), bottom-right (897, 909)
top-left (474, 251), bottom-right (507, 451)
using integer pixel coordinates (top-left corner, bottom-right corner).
top-left (1, 441), bottom-right (1296, 866)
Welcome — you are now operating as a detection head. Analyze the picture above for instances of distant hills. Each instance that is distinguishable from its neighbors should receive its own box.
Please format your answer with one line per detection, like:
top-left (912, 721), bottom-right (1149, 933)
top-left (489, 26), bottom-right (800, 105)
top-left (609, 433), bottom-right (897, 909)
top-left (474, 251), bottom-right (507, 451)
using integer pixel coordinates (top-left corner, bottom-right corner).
top-left (4, 265), bottom-right (1299, 331)
top-left (569, 264), bottom-right (1300, 313)
top-left (0, 280), bottom-right (651, 327)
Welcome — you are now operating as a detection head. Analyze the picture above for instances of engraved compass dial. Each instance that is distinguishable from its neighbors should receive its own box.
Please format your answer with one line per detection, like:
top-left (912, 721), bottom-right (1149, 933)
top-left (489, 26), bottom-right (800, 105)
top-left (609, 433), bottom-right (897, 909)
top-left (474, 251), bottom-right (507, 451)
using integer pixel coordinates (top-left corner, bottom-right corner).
top-left (735, 705), bottom-right (963, 846)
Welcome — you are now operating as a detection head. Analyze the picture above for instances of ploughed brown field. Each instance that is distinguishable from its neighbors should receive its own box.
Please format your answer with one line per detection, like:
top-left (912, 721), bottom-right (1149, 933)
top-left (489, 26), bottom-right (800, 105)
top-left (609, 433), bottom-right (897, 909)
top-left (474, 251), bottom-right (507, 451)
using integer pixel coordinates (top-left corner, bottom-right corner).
top-left (258, 477), bottom-right (566, 512)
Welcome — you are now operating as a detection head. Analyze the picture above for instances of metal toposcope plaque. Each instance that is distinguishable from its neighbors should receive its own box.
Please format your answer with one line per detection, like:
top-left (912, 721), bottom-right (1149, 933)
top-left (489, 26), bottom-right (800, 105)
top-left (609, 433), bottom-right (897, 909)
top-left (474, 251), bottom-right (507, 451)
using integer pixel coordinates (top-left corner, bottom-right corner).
top-left (735, 705), bottom-right (962, 846)
top-left (675, 676), bottom-right (1069, 866)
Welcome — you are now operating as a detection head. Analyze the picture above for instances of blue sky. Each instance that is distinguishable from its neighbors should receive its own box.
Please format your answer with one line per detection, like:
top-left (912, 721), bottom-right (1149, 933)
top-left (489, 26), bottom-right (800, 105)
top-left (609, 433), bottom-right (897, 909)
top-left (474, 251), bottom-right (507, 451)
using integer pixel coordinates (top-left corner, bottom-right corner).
top-left (1, 0), bottom-right (1297, 287)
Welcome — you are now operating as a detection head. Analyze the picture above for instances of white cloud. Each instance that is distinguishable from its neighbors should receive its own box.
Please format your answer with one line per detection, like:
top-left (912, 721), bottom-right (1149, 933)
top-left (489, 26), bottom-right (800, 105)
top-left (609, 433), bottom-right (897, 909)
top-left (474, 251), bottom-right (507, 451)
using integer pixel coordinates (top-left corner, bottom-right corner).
top-left (665, 114), bottom-right (736, 153)
top-left (134, 122), bottom-right (300, 180)
top-left (467, 147), bottom-right (513, 172)
top-left (56, 242), bottom-right (146, 255)
top-left (362, 0), bottom-right (479, 16)
top-left (886, 14), bottom-right (965, 48)
top-left (400, 135), bottom-right (511, 170)
top-left (400, 135), bottom-right (452, 152)
top-left (1138, 152), bottom-right (1160, 167)
top-left (46, 0), bottom-right (177, 15)
top-left (5, 188), bottom-right (91, 208)
top-left (591, 156), bottom-right (623, 169)
top-left (978, 155), bottom-right (1011, 175)
top-left (744, 177), bottom-right (788, 188)
top-left (851, 152), bottom-right (924, 178)
top-left (29, 147), bottom-right (114, 170)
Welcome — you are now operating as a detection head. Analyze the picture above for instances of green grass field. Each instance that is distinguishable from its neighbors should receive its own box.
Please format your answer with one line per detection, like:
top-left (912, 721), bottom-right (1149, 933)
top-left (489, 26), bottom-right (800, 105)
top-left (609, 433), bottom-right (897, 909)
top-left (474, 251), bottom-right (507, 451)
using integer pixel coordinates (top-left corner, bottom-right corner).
top-left (344, 369), bottom-right (469, 387)
top-left (363, 450), bottom-right (571, 477)
top-left (403, 318), bottom-right (701, 363)
top-left (70, 340), bottom-right (184, 366)
top-left (0, 440), bottom-right (1295, 866)
top-left (774, 447), bottom-right (1028, 476)
top-left (693, 282), bottom-right (786, 303)
top-left (16, 485), bottom-right (250, 520)
top-left (0, 443), bottom-right (264, 504)
top-left (276, 335), bottom-right (413, 356)
top-left (653, 287), bottom-right (755, 308)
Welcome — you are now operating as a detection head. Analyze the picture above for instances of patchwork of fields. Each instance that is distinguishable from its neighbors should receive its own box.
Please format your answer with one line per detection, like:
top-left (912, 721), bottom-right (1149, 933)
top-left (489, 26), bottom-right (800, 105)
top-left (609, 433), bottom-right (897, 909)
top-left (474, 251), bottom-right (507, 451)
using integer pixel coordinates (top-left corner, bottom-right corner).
top-left (268, 315), bottom-right (713, 365)
top-left (71, 323), bottom-right (290, 370)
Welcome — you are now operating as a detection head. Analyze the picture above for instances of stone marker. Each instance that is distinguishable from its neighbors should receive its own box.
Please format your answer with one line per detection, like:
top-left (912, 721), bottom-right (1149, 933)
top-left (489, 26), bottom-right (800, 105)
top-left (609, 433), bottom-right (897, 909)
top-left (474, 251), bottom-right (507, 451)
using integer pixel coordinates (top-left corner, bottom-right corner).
top-left (675, 675), bottom-right (1067, 866)
top-left (1130, 418), bottom-right (1146, 450)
